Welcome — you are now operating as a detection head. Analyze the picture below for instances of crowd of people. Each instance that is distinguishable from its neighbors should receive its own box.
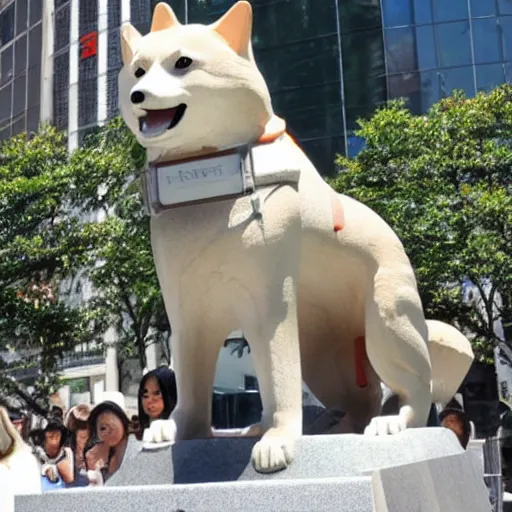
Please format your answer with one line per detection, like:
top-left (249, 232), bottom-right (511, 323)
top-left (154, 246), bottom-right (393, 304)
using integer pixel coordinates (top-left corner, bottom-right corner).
top-left (10, 366), bottom-right (177, 490)
top-left (6, 365), bottom-right (479, 494)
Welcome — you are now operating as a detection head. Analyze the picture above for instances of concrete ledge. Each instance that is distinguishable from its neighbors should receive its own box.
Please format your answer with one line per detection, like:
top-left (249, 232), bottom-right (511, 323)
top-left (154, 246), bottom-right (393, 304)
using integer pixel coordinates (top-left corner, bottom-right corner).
top-left (108, 427), bottom-right (467, 486)
top-left (370, 451), bottom-right (492, 512)
top-left (15, 429), bottom-right (492, 512)
top-left (17, 477), bottom-right (374, 512)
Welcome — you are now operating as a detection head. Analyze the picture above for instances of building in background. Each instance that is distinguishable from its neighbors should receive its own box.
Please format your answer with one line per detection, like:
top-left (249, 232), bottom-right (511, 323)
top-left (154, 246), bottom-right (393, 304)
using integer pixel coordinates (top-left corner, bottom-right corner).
top-left (381, 0), bottom-right (512, 117)
top-left (1, 0), bottom-right (511, 415)
top-left (1, 0), bottom-right (512, 171)
top-left (0, 0), bottom-right (44, 139)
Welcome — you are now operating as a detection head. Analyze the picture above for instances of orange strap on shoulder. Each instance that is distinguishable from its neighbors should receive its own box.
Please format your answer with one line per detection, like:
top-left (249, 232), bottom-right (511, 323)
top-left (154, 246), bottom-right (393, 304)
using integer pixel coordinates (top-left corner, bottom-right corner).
top-left (354, 336), bottom-right (368, 388)
top-left (257, 116), bottom-right (286, 144)
top-left (263, 126), bottom-right (344, 234)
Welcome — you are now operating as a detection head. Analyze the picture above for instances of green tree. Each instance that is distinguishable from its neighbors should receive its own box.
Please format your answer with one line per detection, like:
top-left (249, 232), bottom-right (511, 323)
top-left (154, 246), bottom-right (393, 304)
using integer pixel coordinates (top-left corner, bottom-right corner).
top-left (0, 125), bottom-right (107, 413)
top-left (329, 84), bottom-right (512, 361)
top-left (0, 119), bottom-right (170, 412)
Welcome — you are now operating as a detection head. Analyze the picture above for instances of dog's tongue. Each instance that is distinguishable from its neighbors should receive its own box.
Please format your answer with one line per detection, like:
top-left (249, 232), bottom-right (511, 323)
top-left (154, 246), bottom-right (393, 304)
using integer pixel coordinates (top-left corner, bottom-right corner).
top-left (141, 108), bottom-right (178, 137)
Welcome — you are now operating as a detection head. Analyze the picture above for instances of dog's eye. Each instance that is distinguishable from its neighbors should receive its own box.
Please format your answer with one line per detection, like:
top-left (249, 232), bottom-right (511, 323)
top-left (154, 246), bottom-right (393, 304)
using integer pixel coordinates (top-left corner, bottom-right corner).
top-left (134, 67), bottom-right (146, 78)
top-left (175, 57), bottom-right (193, 70)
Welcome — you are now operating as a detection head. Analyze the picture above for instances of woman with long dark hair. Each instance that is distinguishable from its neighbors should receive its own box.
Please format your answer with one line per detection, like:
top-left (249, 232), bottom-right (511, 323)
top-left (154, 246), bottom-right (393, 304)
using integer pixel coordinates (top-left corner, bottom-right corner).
top-left (84, 401), bottom-right (130, 484)
top-left (137, 367), bottom-right (177, 434)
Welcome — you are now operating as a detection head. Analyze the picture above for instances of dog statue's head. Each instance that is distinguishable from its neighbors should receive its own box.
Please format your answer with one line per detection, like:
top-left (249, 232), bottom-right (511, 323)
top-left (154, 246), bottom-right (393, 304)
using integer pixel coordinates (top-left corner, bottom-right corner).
top-left (119, 1), bottom-right (280, 162)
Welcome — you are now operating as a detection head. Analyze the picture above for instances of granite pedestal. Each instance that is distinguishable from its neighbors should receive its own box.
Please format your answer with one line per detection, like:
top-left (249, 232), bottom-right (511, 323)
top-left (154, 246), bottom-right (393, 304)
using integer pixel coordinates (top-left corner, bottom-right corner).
top-left (16, 428), bottom-right (492, 512)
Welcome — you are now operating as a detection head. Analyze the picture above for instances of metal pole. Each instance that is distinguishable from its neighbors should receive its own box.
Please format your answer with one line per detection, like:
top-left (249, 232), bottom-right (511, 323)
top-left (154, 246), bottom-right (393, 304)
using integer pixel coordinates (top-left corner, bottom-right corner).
top-left (467, 0), bottom-right (478, 94)
top-left (333, 0), bottom-right (349, 158)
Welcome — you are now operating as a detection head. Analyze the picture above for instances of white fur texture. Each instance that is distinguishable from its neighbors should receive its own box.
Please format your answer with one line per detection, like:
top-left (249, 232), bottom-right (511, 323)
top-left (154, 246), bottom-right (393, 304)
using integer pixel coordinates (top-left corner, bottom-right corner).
top-left (118, 2), bottom-right (471, 473)
top-left (426, 320), bottom-right (474, 406)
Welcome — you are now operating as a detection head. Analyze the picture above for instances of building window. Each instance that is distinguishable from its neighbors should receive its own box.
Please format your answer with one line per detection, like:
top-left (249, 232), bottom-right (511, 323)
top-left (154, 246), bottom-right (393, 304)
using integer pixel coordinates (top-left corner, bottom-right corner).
top-left (382, 0), bottom-right (413, 28)
top-left (438, 66), bottom-right (476, 98)
top-left (435, 21), bottom-right (472, 68)
top-left (78, 0), bottom-right (98, 133)
top-left (14, 34), bottom-right (27, 76)
top-left (412, 0), bottom-right (433, 25)
top-left (473, 18), bottom-right (502, 65)
top-left (1, 43), bottom-right (13, 86)
top-left (476, 63), bottom-right (506, 92)
top-left (53, 2), bottom-right (70, 133)
top-left (54, 3), bottom-right (70, 52)
top-left (415, 25), bottom-right (437, 70)
top-left (385, 27), bottom-right (417, 74)
top-left (499, 16), bottom-right (512, 62)
top-left (0, 2), bottom-right (14, 47)
top-left (16, 0), bottom-right (28, 36)
top-left (53, 52), bottom-right (69, 131)
top-left (0, 83), bottom-right (12, 126)
top-left (432, 0), bottom-right (469, 23)
top-left (12, 72), bottom-right (26, 117)
top-left (471, 0), bottom-right (496, 18)
top-left (29, 0), bottom-right (42, 26)
top-left (0, 0), bottom-right (42, 139)
top-left (499, 0), bottom-right (512, 15)
top-left (28, 22), bottom-right (41, 68)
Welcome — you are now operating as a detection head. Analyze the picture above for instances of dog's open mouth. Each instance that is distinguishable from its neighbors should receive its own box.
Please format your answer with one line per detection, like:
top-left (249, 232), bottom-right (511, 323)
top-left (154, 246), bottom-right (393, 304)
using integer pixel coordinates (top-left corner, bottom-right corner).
top-left (138, 104), bottom-right (187, 137)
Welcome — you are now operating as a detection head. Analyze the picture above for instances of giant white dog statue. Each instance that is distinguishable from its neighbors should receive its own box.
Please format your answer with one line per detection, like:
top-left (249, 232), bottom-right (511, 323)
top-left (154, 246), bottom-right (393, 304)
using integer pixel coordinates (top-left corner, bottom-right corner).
top-left (0, 407), bottom-right (41, 512)
top-left (119, 1), bottom-right (473, 473)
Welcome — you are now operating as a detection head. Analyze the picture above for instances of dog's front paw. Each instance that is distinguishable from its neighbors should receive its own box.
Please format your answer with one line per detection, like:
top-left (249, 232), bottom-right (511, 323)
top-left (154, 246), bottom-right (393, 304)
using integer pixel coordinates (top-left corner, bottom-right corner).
top-left (142, 419), bottom-right (177, 444)
top-left (251, 429), bottom-right (295, 474)
top-left (364, 414), bottom-right (407, 436)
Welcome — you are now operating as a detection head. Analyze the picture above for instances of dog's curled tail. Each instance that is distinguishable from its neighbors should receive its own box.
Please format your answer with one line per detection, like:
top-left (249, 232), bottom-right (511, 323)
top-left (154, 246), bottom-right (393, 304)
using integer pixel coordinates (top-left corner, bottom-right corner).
top-left (426, 319), bottom-right (474, 406)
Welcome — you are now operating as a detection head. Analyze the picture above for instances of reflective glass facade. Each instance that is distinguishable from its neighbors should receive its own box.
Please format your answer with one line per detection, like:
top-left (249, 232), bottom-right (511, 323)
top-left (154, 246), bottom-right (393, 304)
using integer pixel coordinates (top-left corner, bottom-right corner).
top-left (0, 0), bottom-right (510, 173)
top-left (382, 0), bottom-right (512, 114)
top-left (0, 0), bottom-right (42, 141)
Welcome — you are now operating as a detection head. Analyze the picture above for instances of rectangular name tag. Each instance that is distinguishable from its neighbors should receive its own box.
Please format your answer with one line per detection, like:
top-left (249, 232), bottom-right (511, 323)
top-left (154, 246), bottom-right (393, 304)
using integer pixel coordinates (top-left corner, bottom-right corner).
top-left (146, 151), bottom-right (254, 212)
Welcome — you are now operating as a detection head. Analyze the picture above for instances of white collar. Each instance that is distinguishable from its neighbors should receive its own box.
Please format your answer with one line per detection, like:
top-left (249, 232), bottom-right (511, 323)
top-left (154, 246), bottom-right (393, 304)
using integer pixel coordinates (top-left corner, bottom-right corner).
top-left (142, 135), bottom-right (300, 214)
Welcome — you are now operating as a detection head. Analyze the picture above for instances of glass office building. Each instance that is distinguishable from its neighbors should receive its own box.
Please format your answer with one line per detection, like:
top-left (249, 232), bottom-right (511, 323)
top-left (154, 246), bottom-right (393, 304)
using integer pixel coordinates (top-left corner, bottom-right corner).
top-left (0, 0), bottom-right (511, 173)
top-left (382, 0), bottom-right (512, 116)
top-left (0, 0), bottom-right (43, 141)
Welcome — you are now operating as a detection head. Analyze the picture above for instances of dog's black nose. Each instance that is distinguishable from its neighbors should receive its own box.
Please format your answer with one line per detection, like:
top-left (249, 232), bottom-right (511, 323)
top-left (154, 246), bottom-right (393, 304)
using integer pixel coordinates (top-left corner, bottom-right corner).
top-left (131, 91), bottom-right (145, 104)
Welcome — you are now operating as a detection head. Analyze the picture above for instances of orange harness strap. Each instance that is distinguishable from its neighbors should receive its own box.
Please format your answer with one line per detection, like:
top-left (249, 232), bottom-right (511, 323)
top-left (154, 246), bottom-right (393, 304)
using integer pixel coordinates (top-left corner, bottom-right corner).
top-left (268, 127), bottom-right (345, 233)
top-left (257, 116), bottom-right (287, 144)
top-left (354, 336), bottom-right (368, 388)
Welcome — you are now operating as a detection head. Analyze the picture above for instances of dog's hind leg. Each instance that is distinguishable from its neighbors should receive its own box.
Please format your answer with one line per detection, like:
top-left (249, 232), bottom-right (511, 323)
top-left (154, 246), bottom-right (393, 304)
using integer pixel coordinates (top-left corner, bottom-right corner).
top-left (363, 266), bottom-right (432, 435)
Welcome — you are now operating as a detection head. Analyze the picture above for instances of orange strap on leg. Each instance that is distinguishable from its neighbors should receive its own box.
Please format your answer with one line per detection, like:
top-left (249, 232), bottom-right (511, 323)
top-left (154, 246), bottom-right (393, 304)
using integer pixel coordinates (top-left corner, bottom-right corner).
top-left (331, 193), bottom-right (344, 232)
top-left (354, 336), bottom-right (368, 388)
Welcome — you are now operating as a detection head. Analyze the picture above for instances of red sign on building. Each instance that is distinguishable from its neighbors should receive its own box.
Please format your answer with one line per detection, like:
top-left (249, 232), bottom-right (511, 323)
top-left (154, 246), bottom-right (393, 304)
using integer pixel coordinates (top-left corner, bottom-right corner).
top-left (80, 32), bottom-right (98, 60)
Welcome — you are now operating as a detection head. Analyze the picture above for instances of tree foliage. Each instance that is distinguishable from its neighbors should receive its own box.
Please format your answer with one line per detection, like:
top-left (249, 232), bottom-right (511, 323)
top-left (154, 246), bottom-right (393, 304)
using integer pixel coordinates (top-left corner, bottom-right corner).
top-left (0, 125), bottom-right (107, 411)
top-left (0, 119), bottom-right (170, 412)
top-left (329, 84), bottom-right (512, 361)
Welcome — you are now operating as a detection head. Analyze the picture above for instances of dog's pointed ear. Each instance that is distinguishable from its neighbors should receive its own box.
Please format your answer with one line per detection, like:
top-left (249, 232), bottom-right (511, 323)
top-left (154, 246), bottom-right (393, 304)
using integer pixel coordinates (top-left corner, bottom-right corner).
top-left (151, 2), bottom-right (181, 32)
top-left (120, 23), bottom-right (142, 66)
top-left (211, 1), bottom-right (253, 58)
